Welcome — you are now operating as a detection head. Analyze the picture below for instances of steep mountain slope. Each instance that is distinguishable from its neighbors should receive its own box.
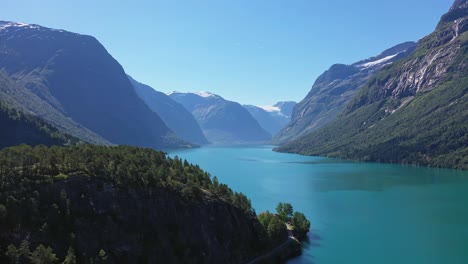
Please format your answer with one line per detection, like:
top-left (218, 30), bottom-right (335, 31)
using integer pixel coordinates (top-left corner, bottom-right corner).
top-left (0, 21), bottom-right (186, 149)
top-left (278, 0), bottom-right (468, 170)
top-left (0, 70), bottom-right (109, 145)
top-left (0, 101), bottom-right (78, 149)
top-left (244, 101), bottom-right (296, 137)
top-left (128, 76), bottom-right (209, 145)
top-left (169, 92), bottom-right (271, 144)
top-left (273, 42), bottom-right (417, 144)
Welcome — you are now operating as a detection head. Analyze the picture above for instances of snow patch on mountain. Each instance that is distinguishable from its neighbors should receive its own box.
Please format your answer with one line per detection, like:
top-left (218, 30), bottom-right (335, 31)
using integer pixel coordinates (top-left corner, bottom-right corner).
top-left (195, 91), bottom-right (217, 98)
top-left (0, 21), bottom-right (67, 33)
top-left (359, 54), bottom-right (398, 68)
top-left (259, 105), bottom-right (281, 112)
top-left (0, 21), bottom-right (42, 31)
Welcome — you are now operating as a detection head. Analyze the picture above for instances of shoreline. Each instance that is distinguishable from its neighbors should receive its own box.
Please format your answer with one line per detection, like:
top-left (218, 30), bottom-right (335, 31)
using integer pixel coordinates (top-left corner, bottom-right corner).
top-left (247, 237), bottom-right (302, 264)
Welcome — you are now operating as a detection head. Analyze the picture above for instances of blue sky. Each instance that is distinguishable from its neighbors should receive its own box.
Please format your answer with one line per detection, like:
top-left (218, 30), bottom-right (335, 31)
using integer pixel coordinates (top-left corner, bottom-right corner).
top-left (2, 0), bottom-right (453, 106)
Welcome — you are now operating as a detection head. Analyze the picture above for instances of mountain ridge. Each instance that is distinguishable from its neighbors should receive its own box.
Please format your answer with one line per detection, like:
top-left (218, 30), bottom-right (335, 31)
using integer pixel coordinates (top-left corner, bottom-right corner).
top-left (244, 101), bottom-right (296, 137)
top-left (277, 2), bottom-right (468, 170)
top-left (128, 76), bottom-right (209, 145)
top-left (0, 21), bottom-right (188, 149)
top-left (273, 41), bottom-right (417, 144)
top-left (170, 92), bottom-right (272, 144)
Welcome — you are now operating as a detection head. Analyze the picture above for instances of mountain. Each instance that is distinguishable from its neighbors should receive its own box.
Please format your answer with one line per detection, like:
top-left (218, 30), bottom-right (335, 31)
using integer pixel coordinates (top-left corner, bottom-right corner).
top-left (277, 1), bottom-right (468, 170)
top-left (0, 71), bottom-right (81, 149)
top-left (0, 21), bottom-right (187, 149)
top-left (0, 67), bottom-right (109, 145)
top-left (244, 101), bottom-right (296, 137)
top-left (273, 41), bottom-right (417, 144)
top-left (128, 76), bottom-right (209, 145)
top-left (169, 92), bottom-right (271, 144)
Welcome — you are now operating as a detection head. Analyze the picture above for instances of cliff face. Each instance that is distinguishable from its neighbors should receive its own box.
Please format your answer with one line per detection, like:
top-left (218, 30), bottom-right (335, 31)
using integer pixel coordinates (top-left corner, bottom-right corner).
top-left (0, 176), bottom-right (266, 263)
top-left (277, 1), bottom-right (468, 169)
top-left (273, 42), bottom-right (416, 144)
top-left (346, 9), bottom-right (467, 113)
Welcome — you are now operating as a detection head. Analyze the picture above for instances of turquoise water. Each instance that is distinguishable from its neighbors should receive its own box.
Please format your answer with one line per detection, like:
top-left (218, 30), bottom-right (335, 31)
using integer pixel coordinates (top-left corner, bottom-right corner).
top-left (169, 145), bottom-right (468, 264)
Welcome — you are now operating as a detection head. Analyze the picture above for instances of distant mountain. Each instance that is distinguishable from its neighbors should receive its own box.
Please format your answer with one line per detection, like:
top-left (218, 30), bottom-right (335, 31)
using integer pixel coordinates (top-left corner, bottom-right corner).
top-left (0, 21), bottom-right (187, 149)
top-left (169, 92), bottom-right (271, 144)
top-left (244, 101), bottom-right (296, 137)
top-left (273, 41), bottom-right (417, 144)
top-left (128, 76), bottom-right (209, 145)
top-left (278, 0), bottom-right (468, 170)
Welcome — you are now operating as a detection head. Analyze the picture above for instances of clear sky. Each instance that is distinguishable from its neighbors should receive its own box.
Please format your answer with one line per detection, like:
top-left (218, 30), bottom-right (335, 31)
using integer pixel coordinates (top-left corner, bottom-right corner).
top-left (2, 0), bottom-right (453, 106)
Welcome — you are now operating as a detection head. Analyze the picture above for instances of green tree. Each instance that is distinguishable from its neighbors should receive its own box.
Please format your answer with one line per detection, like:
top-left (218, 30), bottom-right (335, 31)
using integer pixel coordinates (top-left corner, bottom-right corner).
top-left (30, 244), bottom-right (58, 264)
top-left (291, 211), bottom-right (311, 239)
top-left (0, 204), bottom-right (7, 221)
top-left (62, 247), bottom-right (76, 264)
top-left (258, 211), bottom-right (287, 245)
top-left (5, 244), bottom-right (21, 264)
top-left (6, 240), bottom-right (32, 264)
top-left (276, 202), bottom-right (293, 222)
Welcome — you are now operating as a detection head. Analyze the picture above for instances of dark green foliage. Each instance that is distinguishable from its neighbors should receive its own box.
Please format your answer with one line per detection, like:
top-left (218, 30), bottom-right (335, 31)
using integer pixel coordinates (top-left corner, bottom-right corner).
top-left (276, 202), bottom-right (293, 222)
top-left (258, 211), bottom-right (288, 245)
top-left (5, 240), bottom-right (58, 264)
top-left (258, 203), bottom-right (310, 244)
top-left (291, 212), bottom-right (311, 240)
top-left (0, 144), bottom-right (251, 207)
top-left (0, 101), bottom-right (79, 149)
top-left (0, 144), bottom-right (267, 263)
top-left (30, 244), bottom-right (58, 264)
top-left (62, 247), bottom-right (76, 264)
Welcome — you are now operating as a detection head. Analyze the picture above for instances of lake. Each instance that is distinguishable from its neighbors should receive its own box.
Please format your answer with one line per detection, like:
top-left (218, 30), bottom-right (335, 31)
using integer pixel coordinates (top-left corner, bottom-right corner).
top-left (169, 145), bottom-right (468, 264)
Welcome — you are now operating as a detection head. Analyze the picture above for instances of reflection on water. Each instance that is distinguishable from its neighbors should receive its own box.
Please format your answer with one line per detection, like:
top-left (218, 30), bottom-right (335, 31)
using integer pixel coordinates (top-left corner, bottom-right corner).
top-left (169, 145), bottom-right (468, 264)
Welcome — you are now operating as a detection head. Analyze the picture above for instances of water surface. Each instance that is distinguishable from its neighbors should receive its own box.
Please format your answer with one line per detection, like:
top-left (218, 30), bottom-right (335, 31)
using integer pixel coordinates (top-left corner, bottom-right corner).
top-left (169, 145), bottom-right (468, 264)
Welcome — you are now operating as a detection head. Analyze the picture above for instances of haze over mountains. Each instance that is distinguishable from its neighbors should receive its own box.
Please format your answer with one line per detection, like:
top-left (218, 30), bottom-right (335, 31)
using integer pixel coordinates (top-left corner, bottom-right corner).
top-left (169, 92), bottom-right (272, 144)
top-left (244, 102), bottom-right (296, 136)
top-left (128, 76), bottom-right (209, 145)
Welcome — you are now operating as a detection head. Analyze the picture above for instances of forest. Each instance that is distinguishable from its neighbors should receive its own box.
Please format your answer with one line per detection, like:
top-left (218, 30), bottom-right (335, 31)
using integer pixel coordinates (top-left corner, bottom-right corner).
top-left (0, 144), bottom-right (309, 263)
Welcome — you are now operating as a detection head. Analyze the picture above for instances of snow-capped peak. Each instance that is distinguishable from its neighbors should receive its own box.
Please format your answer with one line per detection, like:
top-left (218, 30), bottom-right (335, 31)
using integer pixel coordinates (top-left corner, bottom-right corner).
top-left (194, 91), bottom-right (216, 98)
top-left (167, 91), bottom-right (220, 99)
top-left (0, 21), bottom-right (40, 31)
top-left (167, 91), bottom-right (180, 96)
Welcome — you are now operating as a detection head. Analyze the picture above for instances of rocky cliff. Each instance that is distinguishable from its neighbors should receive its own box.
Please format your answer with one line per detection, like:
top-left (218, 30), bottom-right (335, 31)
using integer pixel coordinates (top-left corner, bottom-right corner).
top-left (273, 42), bottom-right (417, 144)
top-left (277, 1), bottom-right (468, 170)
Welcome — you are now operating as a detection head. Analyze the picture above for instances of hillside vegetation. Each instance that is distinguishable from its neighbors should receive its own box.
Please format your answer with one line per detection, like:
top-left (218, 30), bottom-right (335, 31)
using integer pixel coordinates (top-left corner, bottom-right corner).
top-left (0, 145), bottom-right (309, 263)
top-left (278, 3), bottom-right (468, 170)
